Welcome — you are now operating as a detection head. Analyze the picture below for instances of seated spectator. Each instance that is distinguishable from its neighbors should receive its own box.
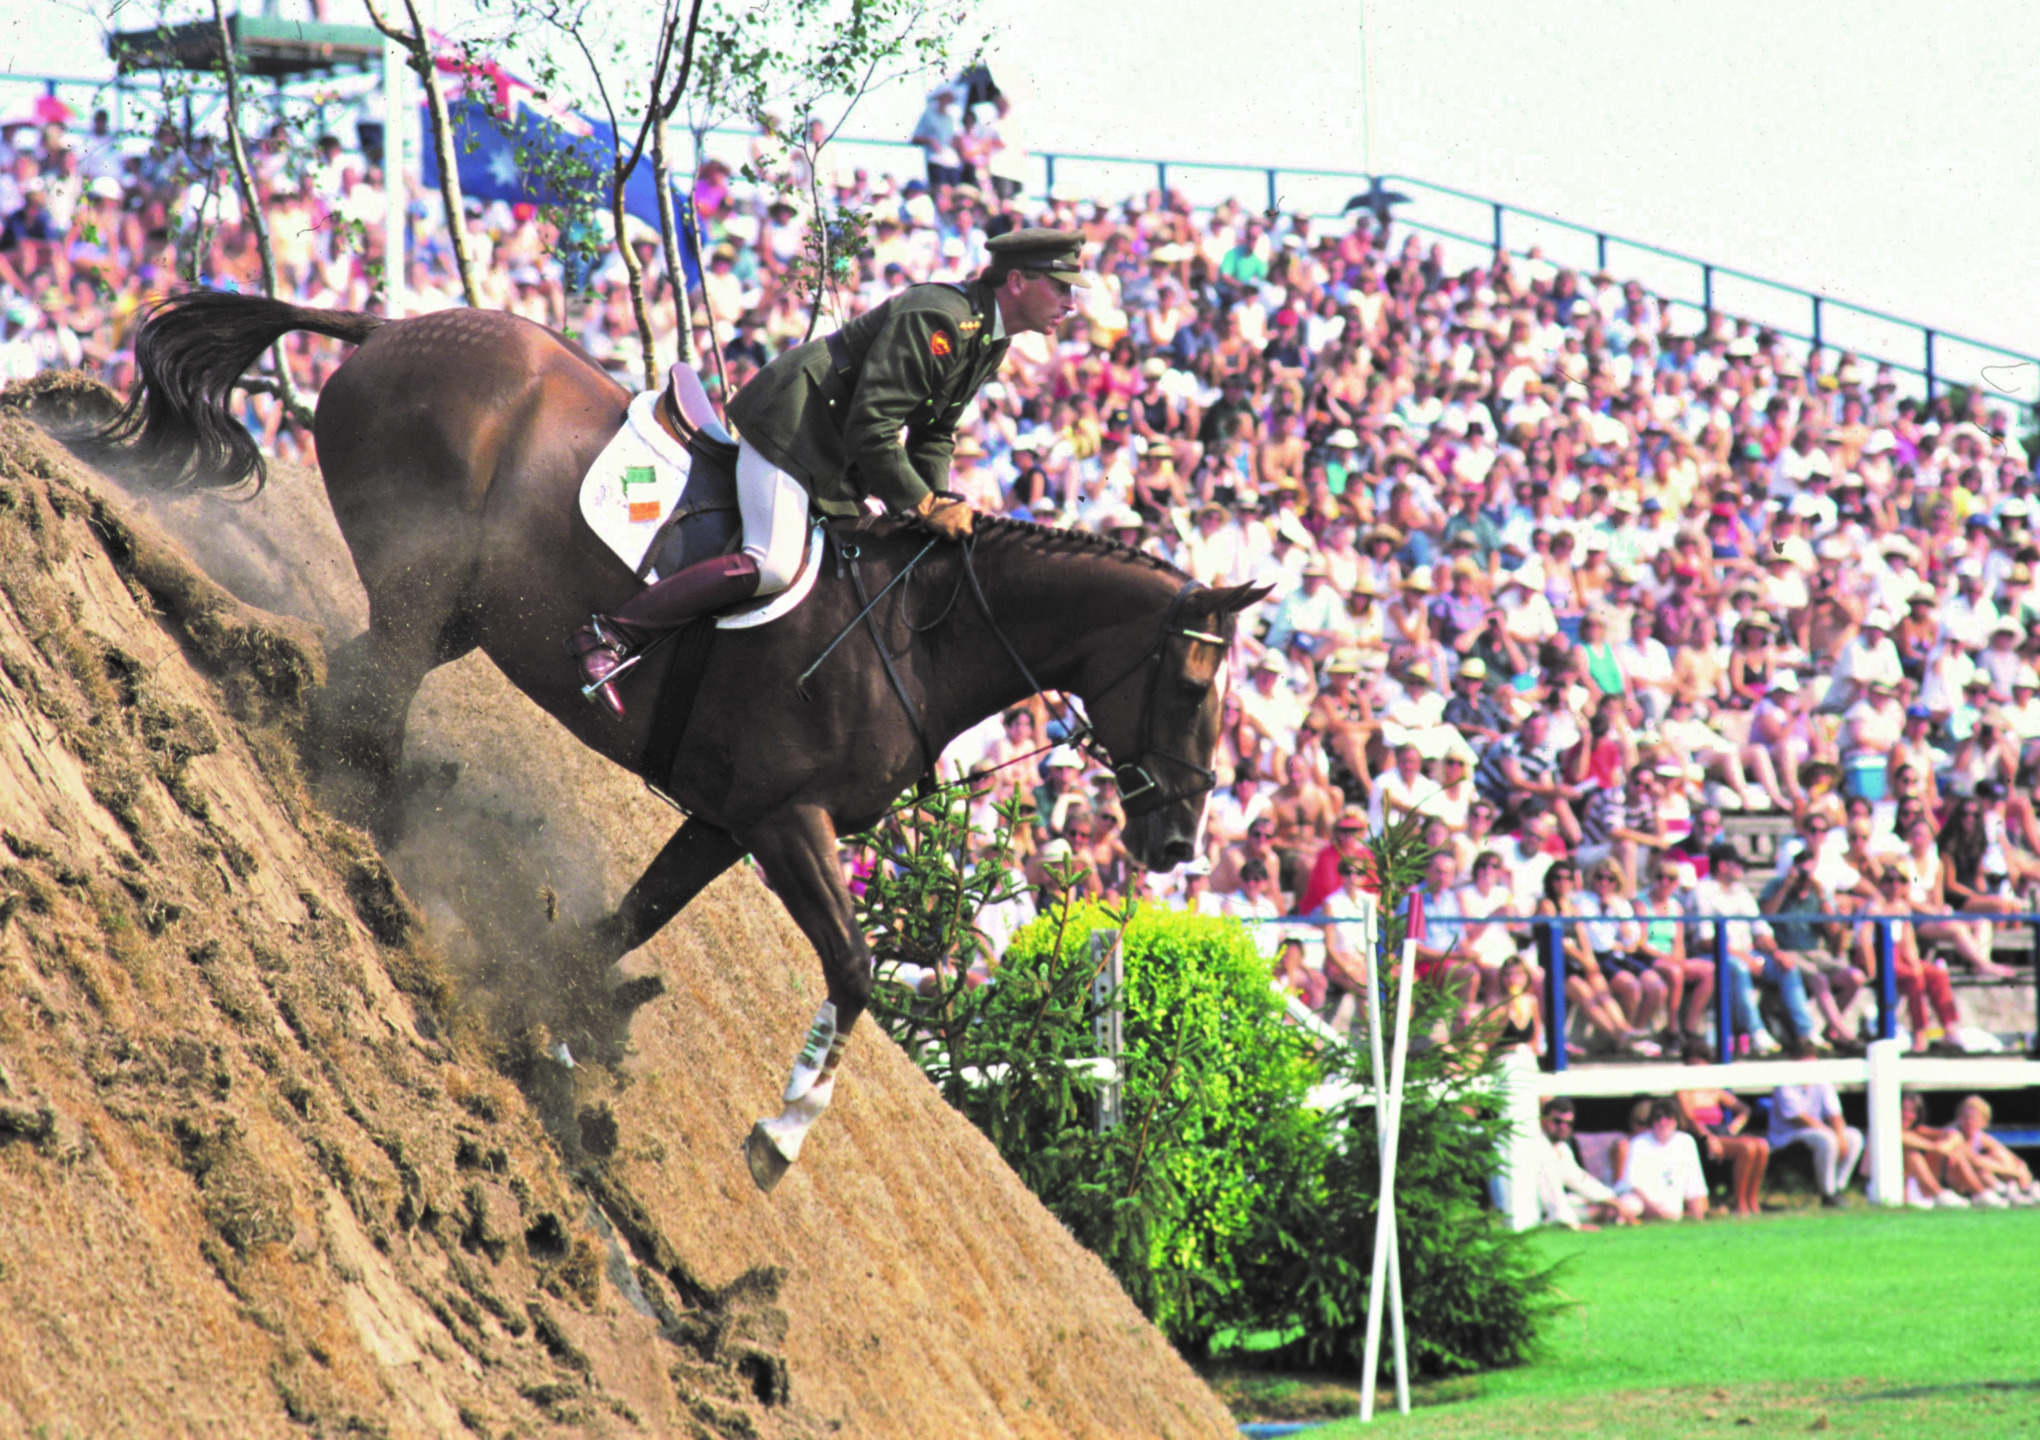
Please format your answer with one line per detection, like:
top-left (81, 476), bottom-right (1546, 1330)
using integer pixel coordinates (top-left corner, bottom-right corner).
top-left (1272, 935), bottom-right (1327, 1010)
top-left (1299, 805), bottom-right (1370, 917)
top-left (1619, 1098), bottom-right (1711, 1222)
top-left (1368, 741), bottom-right (1438, 831)
top-left (1536, 859), bottom-right (1643, 1056)
top-left (1410, 850), bottom-right (1481, 1032)
top-left (1767, 1036), bottom-right (1865, 1206)
top-left (1899, 1091), bottom-right (2001, 1209)
top-left (1693, 844), bottom-right (1786, 1056)
top-left (1758, 850), bottom-right (1867, 1051)
top-left (1950, 1096), bottom-right (2040, 1205)
top-left (1490, 953), bottom-right (1542, 1056)
top-left (1474, 708), bottom-right (1581, 839)
top-left (1531, 1098), bottom-right (1642, 1229)
top-left (1221, 857), bottom-right (1288, 928)
top-left (1675, 1042), bottom-right (1770, 1217)
top-left (1855, 865), bottom-right (1960, 1053)
top-left (1456, 848), bottom-right (1527, 1007)
top-left (1634, 856), bottom-right (1713, 1045)
top-left (1209, 816), bottom-right (1286, 900)
top-left (1580, 858), bottom-right (1669, 1041)
top-left (1318, 857), bottom-right (1380, 1034)
top-left (1900, 816), bottom-right (2014, 980)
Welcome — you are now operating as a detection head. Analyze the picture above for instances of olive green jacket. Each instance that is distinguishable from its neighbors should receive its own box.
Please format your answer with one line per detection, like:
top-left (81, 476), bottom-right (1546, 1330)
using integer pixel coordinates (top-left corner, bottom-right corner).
top-left (725, 280), bottom-right (1011, 518)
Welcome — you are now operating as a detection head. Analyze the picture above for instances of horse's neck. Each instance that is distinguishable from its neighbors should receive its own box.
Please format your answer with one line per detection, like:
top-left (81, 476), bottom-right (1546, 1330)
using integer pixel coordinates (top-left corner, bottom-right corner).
top-left (932, 542), bottom-right (1169, 736)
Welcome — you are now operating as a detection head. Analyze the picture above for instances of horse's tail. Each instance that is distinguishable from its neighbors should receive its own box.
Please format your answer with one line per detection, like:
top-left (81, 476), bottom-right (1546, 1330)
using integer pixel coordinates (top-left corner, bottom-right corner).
top-left (84, 289), bottom-right (385, 492)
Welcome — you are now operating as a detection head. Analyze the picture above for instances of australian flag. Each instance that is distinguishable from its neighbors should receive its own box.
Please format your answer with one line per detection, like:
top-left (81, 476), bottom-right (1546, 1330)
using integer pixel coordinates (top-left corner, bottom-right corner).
top-left (419, 49), bottom-right (700, 291)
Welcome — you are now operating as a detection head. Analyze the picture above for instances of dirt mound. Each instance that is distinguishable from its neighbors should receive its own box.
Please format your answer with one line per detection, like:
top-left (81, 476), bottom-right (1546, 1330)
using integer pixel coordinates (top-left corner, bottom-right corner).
top-left (0, 386), bottom-right (1234, 1439)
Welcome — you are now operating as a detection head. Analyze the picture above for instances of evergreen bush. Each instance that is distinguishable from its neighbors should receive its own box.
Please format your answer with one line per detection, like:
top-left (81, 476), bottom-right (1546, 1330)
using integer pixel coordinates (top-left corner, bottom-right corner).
top-left (859, 798), bottom-right (1551, 1376)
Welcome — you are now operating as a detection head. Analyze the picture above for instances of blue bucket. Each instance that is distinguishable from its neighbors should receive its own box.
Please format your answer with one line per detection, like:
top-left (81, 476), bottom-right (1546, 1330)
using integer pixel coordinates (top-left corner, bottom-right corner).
top-left (1844, 754), bottom-right (1887, 801)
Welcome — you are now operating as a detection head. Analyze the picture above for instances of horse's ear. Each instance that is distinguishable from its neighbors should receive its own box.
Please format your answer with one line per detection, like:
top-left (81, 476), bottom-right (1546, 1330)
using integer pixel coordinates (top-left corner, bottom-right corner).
top-left (1195, 583), bottom-right (1274, 618)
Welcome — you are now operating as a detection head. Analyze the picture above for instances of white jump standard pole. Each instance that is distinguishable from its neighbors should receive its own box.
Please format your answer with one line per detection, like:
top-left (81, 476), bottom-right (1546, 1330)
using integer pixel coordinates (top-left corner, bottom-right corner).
top-left (1359, 890), bottom-right (1419, 1420)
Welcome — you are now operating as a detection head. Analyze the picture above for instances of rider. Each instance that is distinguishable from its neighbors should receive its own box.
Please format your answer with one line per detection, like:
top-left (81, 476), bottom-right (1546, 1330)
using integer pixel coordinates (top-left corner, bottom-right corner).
top-left (571, 227), bottom-right (1085, 716)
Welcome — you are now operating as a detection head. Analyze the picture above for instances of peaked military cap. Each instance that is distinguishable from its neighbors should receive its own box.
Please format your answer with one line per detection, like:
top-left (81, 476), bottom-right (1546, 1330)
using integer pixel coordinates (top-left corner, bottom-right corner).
top-left (986, 227), bottom-right (1085, 282)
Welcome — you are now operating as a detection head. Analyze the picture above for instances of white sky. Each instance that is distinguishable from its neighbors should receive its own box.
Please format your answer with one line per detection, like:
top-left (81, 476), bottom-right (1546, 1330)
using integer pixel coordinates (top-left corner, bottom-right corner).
top-left (7, 0), bottom-right (2038, 376)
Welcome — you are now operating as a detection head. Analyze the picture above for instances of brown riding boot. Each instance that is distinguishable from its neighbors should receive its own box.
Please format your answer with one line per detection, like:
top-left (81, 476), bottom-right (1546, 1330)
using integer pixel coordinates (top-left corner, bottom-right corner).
top-left (570, 552), bottom-right (761, 720)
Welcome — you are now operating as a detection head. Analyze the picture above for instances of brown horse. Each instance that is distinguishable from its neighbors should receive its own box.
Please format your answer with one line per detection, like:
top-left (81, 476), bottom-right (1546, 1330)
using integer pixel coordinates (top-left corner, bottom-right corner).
top-left (90, 290), bottom-right (1263, 1186)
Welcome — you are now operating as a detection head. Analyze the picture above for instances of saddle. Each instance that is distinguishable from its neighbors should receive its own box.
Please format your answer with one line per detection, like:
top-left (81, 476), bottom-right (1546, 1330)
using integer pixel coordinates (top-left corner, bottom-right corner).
top-left (637, 366), bottom-right (744, 582)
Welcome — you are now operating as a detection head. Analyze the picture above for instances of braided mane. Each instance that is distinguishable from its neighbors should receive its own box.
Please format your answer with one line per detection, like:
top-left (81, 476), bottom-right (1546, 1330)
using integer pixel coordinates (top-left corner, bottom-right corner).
top-left (971, 512), bottom-right (1190, 580)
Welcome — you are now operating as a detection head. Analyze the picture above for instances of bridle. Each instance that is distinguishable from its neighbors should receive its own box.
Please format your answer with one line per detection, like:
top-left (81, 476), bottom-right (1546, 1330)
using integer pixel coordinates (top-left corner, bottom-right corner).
top-left (805, 521), bottom-right (1231, 818)
top-left (957, 552), bottom-right (1225, 818)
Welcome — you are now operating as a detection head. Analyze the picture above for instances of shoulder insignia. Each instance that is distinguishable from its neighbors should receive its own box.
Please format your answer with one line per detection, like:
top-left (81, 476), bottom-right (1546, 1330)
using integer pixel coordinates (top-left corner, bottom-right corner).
top-left (930, 330), bottom-right (953, 358)
top-left (958, 317), bottom-right (981, 334)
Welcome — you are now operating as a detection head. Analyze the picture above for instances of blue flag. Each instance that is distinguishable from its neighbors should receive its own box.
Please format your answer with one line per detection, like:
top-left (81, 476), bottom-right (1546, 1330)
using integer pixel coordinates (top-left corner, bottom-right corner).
top-left (420, 95), bottom-right (701, 292)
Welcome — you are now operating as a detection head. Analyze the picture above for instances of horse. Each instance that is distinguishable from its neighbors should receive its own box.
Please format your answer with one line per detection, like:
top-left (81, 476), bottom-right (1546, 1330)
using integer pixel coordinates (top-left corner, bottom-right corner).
top-left (88, 290), bottom-right (1264, 1187)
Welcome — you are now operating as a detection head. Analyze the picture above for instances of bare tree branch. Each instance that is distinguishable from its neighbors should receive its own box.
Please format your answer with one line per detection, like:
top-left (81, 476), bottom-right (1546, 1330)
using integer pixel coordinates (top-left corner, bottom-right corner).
top-left (362, 0), bottom-right (482, 308)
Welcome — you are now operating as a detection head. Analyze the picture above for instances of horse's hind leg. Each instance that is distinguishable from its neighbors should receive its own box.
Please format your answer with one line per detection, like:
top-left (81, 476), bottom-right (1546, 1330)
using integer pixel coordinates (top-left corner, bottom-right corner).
top-left (739, 804), bottom-right (872, 1192)
top-left (312, 573), bottom-right (478, 844)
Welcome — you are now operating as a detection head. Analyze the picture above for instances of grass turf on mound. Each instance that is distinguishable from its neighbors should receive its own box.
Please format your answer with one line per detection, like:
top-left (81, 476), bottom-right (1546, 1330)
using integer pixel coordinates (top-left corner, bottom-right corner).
top-left (1310, 1206), bottom-right (2040, 1437)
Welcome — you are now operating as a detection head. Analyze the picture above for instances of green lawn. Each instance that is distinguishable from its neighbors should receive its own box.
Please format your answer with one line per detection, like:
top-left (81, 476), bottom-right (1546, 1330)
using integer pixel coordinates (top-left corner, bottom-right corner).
top-left (1291, 1207), bottom-right (2040, 1438)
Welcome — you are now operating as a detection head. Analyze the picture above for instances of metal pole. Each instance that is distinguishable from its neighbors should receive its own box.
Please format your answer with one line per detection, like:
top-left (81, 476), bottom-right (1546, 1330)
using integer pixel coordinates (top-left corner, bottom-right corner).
top-left (1714, 919), bottom-right (1734, 1062)
top-left (1811, 295), bottom-right (1824, 364)
top-left (1266, 167), bottom-right (1279, 217)
top-left (381, 35), bottom-right (406, 317)
top-left (1701, 263), bottom-right (1714, 319)
top-left (1358, 0), bottom-right (1375, 179)
top-left (1155, 160), bottom-right (1168, 197)
top-left (1043, 152), bottom-right (1055, 201)
top-left (1491, 201), bottom-right (1504, 259)
top-left (1537, 919), bottom-right (1564, 1072)
top-left (1595, 232), bottom-right (1607, 273)
top-left (1090, 931), bottom-right (1124, 1132)
top-left (2031, 919), bottom-right (2040, 1059)
top-left (1876, 919), bottom-right (1897, 1041)
top-left (1924, 329), bottom-right (1937, 401)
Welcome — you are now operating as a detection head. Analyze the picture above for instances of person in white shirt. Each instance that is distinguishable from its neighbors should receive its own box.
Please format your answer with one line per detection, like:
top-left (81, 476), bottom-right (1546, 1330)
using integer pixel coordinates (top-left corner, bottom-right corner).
top-left (1941, 562), bottom-right (2000, 653)
top-left (1620, 1099), bottom-right (1710, 1220)
top-left (1768, 1039), bottom-right (1865, 1204)
top-left (1533, 1099), bottom-right (1644, 1228)
top-left (1821, 612), bottom-right (1903, 713)
top-left (1368, 742), bottom-right (1438, 832)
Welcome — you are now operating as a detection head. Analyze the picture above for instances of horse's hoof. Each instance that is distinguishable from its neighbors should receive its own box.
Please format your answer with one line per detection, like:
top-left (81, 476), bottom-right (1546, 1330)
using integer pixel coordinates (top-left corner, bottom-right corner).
top-left (745, 1122), bottom-right (793, 1192)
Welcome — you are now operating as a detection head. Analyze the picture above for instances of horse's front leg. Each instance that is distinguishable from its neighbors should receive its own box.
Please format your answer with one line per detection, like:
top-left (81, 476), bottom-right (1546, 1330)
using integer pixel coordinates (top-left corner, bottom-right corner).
top-left (740, 803), bottom-right (870, 1191)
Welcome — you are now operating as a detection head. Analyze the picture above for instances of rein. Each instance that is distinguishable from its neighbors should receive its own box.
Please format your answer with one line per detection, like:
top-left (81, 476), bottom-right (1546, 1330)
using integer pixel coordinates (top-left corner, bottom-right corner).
top-left (800, 519), bottom-right (1227, 820)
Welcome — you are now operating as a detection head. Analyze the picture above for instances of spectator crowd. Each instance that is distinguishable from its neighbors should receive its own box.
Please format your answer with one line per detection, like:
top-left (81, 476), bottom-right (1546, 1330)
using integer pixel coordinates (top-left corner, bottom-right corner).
top-left (6, 82), bottom-right (2040, 1078)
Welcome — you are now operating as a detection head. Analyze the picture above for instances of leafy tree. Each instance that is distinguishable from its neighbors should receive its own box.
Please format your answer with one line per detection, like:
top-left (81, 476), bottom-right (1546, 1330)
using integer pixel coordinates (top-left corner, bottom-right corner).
top-left (361, 0), bottom-right (484, 307)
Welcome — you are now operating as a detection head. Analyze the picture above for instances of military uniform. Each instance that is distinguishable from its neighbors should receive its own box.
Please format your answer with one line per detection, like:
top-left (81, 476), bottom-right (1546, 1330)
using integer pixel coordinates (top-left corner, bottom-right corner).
top-left (727, 279), bottom-right (1010, 518)
top-left (570, 229), bottom-right (1083, 719)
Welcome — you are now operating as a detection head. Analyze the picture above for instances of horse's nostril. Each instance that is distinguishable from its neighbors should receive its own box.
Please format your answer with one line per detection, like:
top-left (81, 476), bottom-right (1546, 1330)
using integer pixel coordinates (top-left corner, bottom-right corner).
top-left (1160, 839), bottom-right (1194, 868)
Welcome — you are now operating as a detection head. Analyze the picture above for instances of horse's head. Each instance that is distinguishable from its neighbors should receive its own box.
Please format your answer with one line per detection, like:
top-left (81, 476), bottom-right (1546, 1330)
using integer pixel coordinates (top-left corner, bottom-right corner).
top-left (1084, 581), bottom-right (1270, 871)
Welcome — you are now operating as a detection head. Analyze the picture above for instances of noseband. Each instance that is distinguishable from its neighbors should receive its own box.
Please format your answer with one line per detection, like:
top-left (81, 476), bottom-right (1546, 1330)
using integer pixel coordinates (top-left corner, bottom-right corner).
top-left (959, 549), bottom-right (1222, 819)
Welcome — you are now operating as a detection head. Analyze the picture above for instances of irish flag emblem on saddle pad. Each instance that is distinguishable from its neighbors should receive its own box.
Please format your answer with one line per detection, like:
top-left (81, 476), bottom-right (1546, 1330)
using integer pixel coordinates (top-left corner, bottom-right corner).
top-left (578, 390), bottom-right (691, 578)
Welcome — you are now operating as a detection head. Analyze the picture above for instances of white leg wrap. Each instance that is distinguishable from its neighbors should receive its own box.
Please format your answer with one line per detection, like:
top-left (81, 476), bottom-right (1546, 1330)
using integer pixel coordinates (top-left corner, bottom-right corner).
top-left (757, 1019), bottom-right (851, 1167)
top-left (785, 1001), bottom-right (839, 1104)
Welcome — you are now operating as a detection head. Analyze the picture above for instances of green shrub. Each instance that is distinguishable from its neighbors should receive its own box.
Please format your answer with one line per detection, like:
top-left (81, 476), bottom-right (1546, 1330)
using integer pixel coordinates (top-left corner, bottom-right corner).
top-left (859, 800), bottom-right (1550, 1376)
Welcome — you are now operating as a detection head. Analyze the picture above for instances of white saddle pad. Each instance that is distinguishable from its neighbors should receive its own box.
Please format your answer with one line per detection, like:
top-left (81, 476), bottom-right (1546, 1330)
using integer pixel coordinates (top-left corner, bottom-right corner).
top-left (579, 390), bottom-right (692, 580)
top-left (577, 386), bottom-right (823, 629)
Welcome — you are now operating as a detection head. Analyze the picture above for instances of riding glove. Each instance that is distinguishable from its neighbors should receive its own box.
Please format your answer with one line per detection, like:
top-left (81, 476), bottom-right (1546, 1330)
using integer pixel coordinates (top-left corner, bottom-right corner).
top-left (910, 490), bottom-right (975, 540)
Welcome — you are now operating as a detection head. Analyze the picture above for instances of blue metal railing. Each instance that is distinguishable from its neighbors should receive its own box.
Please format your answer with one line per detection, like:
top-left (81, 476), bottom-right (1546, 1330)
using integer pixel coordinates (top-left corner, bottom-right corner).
top-left (9, 65), bottom-right (2037, 416)
top-left (1264, 908), bottom-right (2040, 1074)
